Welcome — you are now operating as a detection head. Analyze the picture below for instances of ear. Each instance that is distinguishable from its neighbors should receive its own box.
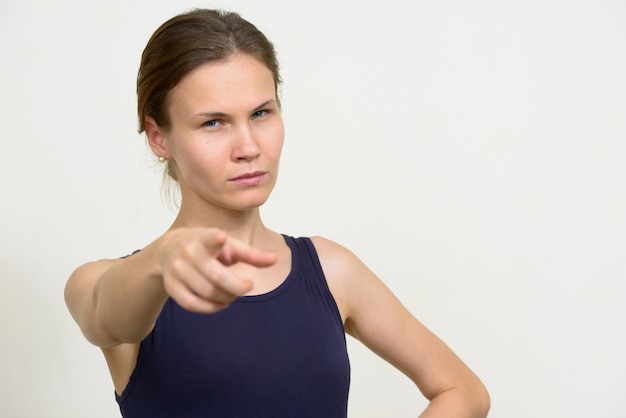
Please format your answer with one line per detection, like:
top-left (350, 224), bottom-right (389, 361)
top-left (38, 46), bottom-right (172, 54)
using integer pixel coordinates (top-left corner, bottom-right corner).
top-left (144, 116), bottom-right (170, 158)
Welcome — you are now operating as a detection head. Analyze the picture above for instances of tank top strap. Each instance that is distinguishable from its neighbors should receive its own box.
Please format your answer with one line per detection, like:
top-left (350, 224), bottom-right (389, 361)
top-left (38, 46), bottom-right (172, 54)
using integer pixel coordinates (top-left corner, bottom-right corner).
top-left (282, 235), bottom-right (327, 286)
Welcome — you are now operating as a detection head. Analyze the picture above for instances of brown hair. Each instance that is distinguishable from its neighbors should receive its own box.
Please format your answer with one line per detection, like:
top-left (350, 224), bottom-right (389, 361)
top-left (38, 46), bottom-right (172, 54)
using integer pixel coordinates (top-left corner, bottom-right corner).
top-left (138, 8), bottom-right (281, 132)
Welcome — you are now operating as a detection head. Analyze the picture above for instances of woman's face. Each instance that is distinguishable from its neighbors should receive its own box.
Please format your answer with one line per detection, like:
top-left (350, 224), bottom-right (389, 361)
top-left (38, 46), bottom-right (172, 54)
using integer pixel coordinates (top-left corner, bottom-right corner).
top-left (155, 54), bottom-right (284, 213)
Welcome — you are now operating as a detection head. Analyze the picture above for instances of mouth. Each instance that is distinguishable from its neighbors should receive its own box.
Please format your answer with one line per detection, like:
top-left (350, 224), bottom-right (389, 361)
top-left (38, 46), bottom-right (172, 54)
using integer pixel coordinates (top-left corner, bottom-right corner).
top-left (230, 171), bottom-right (267, 186)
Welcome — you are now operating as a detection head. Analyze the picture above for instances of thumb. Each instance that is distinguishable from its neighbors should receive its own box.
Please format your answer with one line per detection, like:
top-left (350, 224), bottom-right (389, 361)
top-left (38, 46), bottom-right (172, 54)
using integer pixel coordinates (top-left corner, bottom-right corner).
top-left (200, 228), bottom-right (229, 256)
top-left (219, 237), bottom-right (278, 267)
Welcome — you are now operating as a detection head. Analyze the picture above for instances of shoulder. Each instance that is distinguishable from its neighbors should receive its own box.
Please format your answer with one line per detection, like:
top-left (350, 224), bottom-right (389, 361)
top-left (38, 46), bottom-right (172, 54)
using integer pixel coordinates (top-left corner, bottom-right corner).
top-left (309, 235), bottom-right (359, 262)
top-left (308, 236), bottom-right (377, 323)
top-left (308, 236), bottom-right (410, 335)
top-left (65, 258), bottom-right (123, 300)
top-left (309, 235), bottom-right (367, 278)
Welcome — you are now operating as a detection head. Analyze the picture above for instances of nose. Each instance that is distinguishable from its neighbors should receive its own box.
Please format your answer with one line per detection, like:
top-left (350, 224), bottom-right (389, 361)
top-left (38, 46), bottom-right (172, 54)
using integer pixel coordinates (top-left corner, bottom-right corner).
top-left (232, 124), bottom-right (261, 162)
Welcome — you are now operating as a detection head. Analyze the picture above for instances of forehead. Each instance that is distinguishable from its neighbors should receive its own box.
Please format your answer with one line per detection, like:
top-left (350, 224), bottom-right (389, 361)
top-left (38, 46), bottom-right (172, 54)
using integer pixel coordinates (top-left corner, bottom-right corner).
top-left (169, 54), bottom-right (276, 114)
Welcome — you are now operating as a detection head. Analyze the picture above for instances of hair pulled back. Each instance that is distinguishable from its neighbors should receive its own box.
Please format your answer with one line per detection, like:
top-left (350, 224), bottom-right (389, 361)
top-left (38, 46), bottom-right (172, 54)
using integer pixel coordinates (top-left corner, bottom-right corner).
top-left (137, 9), bottom-right (281, 134)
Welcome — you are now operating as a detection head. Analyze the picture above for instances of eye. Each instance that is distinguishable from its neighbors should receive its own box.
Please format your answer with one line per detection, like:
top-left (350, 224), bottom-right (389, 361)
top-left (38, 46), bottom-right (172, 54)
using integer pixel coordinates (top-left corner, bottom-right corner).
top-left (251, 109), bottom-right (268, 119)
top-left (203, 119), bottom-right (223, 128)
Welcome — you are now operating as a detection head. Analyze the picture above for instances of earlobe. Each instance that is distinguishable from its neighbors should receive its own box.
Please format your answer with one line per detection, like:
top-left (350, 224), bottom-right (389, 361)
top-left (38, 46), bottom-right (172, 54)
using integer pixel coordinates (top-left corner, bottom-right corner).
top-left (144, 116), bottom-right (169, 158)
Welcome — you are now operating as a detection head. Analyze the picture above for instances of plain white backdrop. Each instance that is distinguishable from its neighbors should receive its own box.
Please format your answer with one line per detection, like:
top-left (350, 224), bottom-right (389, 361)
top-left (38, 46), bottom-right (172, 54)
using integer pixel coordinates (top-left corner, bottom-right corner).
top-left (1, 0), bottom-right (625, 416)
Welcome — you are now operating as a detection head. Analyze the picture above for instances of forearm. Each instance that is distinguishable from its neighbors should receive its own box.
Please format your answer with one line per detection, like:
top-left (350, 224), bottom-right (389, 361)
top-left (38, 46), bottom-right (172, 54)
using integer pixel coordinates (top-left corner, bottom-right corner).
top-left (419, 384), bottom-right (490, 418)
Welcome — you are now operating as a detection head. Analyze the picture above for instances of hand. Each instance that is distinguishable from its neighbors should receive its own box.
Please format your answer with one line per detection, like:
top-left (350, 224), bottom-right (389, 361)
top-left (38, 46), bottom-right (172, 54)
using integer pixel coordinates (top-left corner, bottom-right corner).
top-left (158, 228), bottom-right (277, 313)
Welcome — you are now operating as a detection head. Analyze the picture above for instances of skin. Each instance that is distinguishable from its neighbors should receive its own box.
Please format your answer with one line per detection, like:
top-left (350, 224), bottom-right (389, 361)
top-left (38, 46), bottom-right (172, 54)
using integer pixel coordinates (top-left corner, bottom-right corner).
top-left (65, 53), bottom-right (490, 417)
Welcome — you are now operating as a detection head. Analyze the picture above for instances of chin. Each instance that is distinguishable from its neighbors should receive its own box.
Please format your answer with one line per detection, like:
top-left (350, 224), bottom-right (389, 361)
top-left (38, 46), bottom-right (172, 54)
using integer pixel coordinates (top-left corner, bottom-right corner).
top-left (232, 191), bottom-right (272, 211)
top-left (240, 197), bottom-right (270, 210)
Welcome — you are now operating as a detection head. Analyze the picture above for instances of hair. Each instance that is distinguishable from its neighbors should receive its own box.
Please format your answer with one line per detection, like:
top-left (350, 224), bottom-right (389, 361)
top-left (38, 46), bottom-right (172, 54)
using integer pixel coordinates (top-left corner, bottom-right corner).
top-left (136, 9), bottom-right (282, 184)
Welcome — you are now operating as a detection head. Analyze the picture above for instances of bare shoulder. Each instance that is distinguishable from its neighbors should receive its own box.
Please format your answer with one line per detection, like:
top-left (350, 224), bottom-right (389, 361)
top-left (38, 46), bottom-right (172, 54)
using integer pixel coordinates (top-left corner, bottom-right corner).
top-left (65, 258), bottom-right (123, 308)
top-left (71, 258), bottom-right (123, 279)
top-left (309, 235), bottom-right (344, 253)
top-left (309, 236), bottom-right (381, 324)
top-left (309, 235), bottom-right (424, 343)
top-left (64, 258), bottom-right (125, 344)
top-left (308, 235), bottom-right (369, 290)
top-left (309, 235), bottom-right (364, 270)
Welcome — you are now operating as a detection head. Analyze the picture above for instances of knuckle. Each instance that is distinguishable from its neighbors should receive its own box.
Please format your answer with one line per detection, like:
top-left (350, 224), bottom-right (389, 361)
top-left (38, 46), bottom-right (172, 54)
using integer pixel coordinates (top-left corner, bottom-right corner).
top-left (193, 281), bottom-right (217, 300)
top-left (179, 242), bottom-right (197, 260)
top-left (204, 261), bottom-right (227, 285)
top-left (174, 291), bottom-right (198, 312)
top-left (168, 259), bottom-right (186, 278)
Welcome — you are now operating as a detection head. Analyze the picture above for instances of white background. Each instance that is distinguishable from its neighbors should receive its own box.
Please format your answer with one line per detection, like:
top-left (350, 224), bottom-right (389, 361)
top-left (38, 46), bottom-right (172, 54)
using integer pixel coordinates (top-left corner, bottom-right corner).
top-left (1, 0), bottom-right (625, 416)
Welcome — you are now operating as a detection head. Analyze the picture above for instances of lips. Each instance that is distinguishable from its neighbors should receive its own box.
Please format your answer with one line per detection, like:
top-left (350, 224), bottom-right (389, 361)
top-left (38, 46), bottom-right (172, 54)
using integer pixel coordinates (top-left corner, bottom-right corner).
top-left (230, 171), bottom-right (267, 186)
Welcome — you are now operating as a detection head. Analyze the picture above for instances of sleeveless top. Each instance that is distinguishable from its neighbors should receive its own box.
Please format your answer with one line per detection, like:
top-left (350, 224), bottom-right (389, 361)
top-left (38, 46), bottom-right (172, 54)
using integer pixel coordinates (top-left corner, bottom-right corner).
top-left (115, 235), bottom-right (351, 417)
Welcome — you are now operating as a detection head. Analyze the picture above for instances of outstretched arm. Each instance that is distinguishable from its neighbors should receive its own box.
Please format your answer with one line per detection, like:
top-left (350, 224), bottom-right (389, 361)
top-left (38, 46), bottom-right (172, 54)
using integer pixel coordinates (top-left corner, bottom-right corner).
top-left (64, 228), bottom-right (276, 347)
top-left (313, 236), bottom-right (490, 417)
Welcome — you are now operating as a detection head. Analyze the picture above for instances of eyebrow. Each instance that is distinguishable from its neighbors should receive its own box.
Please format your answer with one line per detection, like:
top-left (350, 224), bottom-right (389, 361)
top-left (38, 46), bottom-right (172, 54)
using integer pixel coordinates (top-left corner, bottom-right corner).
top-left (191, 99), bottom-right (277, 120)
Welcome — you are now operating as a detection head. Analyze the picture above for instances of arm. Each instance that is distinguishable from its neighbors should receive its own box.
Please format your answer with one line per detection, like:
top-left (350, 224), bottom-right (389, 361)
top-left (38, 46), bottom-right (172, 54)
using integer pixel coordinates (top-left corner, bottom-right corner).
top-left (64, 228), bottom-right (277, 347)
top-left (313, 237), bottom-right (490, 417)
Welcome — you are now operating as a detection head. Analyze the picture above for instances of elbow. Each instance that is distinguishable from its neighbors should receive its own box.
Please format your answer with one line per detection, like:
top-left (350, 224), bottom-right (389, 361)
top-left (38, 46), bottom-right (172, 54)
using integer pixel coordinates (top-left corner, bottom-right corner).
top-left (423, 380), bottom-right (490, 418)
top-left (477, 386), bottom-right (491, 417)
top-left (436, 377), bottom-right (491, 417)
top-left (469, 378), bottom-right (491, 418)
top-left (461, 364), bottom-right (491, 417)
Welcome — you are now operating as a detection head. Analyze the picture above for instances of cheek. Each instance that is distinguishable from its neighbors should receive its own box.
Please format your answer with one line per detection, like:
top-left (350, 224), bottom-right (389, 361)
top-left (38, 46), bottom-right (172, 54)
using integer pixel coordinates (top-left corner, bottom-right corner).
top-left (173, 143), bottom-right (227, 183)
top-left (266, 122), bottom-right (285, 160)
top-left (273, 133), bottom-right (285, 158)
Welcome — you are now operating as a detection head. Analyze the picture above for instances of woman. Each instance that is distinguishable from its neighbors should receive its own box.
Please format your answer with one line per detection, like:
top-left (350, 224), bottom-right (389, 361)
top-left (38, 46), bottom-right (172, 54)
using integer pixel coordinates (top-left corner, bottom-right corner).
top-left (65, 8), bottom-right (490, 417)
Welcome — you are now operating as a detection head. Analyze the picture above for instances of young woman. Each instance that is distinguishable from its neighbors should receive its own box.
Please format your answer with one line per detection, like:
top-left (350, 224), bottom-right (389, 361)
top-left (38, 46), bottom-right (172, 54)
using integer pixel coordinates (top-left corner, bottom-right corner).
top-left (65, 8), bottom-right (490, 417)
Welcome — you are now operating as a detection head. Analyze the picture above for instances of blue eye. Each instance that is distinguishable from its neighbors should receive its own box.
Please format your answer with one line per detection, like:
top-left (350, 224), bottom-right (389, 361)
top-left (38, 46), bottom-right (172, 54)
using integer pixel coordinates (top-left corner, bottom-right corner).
top-left (203, 120), bottom-right (221, 128)
top-left (252, 110), bottom-right (268, 119)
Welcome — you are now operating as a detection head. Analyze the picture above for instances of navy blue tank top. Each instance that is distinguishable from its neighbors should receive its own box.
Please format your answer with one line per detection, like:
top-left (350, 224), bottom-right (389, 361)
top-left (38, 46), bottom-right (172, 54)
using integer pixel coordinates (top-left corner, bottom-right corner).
top-left (116, 235), bottom-right (350, 417)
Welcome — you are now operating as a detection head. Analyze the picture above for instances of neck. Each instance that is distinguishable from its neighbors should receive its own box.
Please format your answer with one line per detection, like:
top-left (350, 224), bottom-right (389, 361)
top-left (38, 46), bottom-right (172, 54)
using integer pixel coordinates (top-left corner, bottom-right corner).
top-left (170, 202), bottom-right (272, 246)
